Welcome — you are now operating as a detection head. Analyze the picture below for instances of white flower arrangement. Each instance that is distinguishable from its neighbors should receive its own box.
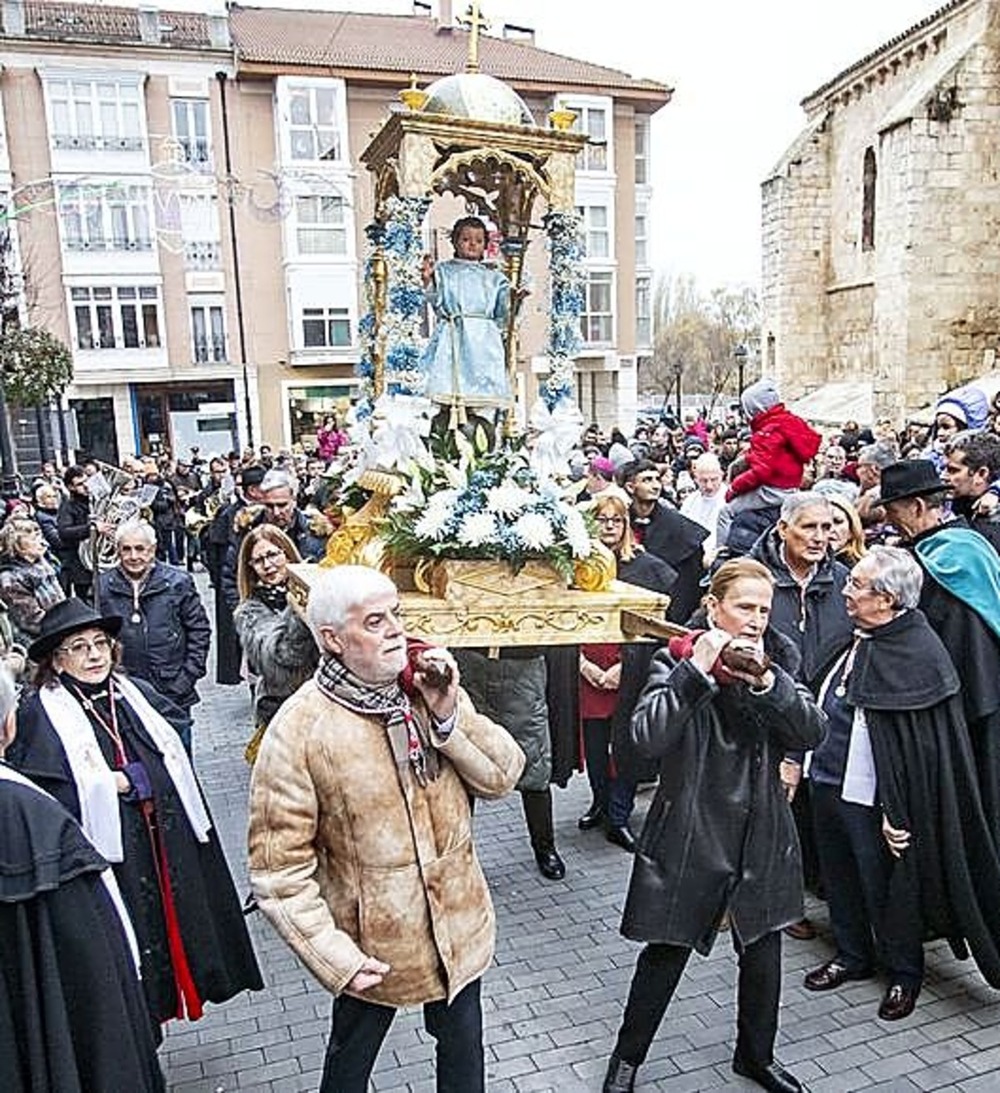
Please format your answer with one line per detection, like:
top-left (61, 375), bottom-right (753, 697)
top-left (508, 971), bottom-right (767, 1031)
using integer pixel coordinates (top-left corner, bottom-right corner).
top-left (381, 444), bottom-right (593, 579)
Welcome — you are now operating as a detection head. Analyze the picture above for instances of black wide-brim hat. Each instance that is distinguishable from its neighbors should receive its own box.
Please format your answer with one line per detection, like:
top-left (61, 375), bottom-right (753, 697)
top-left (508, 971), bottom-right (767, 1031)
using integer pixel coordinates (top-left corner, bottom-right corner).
top-left (877, 459), bottom-right (946, 506)
top-left (29, 598), bottom-right (123, 662)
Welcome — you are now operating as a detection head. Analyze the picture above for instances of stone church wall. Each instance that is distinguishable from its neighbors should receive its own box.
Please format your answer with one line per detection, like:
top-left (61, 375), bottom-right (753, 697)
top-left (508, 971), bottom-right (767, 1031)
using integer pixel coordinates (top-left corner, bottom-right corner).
top-left (762, 0), bottom-right (1000, 423)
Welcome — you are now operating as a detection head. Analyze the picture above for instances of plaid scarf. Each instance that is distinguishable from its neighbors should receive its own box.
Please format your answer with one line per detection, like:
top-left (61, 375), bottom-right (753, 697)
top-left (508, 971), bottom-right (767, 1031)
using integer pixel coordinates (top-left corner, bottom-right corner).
top-left (314, 654), bottom-right (439, 785)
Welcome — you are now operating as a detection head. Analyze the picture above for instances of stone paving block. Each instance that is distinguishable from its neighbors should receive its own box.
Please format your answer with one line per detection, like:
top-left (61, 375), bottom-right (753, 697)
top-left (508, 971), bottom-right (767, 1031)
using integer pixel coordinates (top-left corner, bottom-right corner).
top-left (861, 1050), bottom-right (927, 1083)
top-left (909, 1059), bottom-right (976, 1091)
top-left (235, 1058), bottom-right (301, 1088)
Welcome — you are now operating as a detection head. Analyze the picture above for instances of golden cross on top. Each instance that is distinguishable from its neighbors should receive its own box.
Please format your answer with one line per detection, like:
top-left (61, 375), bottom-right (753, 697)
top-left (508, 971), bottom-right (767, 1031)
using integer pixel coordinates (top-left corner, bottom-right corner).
top-left (459, 2), bottom-right (490, 73)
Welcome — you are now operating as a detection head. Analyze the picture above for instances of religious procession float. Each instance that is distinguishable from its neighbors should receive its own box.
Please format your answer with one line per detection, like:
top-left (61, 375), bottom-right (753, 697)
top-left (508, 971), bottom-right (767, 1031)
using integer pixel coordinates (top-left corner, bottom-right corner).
top-left (290, 7), bottom-right (669, 648)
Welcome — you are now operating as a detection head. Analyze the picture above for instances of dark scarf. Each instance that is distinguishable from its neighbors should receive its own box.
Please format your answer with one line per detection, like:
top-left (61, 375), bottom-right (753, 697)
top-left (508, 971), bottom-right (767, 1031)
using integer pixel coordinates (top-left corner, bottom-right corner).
top-left (254, 583), bottom-right (289, 612)
top-left (314, 654), bottom-right (439, 785)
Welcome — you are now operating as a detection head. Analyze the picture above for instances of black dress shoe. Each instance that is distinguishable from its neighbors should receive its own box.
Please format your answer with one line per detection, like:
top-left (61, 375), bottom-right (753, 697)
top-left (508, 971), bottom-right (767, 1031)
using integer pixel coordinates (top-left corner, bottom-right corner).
top-left (878, 983), bottom-right (918, 1021)
top-left (533, 846), bottom-right (566, 880)
top-left (732, 1057), bottom-right (802, 1093)
top-left (602, 1054), bottom-right (637, 1092)
top-left (605, 824), bottom-right (637, 853)
top-left (803, 959), bottom-right (874, 992)
top-left (578, 803), bottom-right (606, 830)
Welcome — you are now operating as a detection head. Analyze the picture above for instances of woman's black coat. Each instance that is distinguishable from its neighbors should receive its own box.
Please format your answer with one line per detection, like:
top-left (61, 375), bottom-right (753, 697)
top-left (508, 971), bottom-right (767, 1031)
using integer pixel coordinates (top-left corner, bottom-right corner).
top-left (621, 628), bottom-right (826, 954)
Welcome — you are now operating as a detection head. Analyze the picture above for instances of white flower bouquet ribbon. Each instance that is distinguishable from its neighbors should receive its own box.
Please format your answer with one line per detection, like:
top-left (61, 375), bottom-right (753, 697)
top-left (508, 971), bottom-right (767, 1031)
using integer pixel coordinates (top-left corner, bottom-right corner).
top-left (529, 397), bottom-right (584, 482)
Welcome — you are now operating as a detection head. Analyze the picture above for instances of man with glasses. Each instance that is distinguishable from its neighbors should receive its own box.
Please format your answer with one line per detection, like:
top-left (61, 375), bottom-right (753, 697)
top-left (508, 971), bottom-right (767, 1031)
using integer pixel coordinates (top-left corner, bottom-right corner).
top-left (221, 468), bottom-right (328, 616)
top-left (96, 518), bottom-right (210, 756)
top-left (249, 566), bottom-right (523, 1093)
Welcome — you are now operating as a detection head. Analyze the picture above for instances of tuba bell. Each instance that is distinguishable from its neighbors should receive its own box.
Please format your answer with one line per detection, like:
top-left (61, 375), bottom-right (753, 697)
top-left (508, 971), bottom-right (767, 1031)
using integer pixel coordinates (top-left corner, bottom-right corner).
top-left (78, 462), bottom-right (158, 572)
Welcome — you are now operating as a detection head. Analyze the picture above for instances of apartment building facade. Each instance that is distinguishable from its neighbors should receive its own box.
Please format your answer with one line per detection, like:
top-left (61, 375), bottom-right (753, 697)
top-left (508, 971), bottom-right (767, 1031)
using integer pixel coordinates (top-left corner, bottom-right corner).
top-left (0, 0), bottom-right (669, 462)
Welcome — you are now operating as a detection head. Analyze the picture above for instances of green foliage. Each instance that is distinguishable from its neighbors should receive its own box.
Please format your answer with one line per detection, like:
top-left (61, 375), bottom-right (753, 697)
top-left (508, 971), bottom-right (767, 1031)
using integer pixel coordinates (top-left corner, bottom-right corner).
top-left (0, 326), bottom-right (73, 406)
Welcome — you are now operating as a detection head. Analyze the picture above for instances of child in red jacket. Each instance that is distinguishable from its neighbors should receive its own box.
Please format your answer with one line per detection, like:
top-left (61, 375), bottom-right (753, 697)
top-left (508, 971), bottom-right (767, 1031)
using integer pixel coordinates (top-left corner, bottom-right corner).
top-left (717, 378), bottom-right (822, 546)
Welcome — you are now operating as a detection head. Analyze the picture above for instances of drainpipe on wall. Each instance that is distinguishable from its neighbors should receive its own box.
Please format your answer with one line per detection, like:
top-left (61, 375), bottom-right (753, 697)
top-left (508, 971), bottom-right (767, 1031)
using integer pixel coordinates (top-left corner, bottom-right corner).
top-left (215, 70), bottom-right (255, 450)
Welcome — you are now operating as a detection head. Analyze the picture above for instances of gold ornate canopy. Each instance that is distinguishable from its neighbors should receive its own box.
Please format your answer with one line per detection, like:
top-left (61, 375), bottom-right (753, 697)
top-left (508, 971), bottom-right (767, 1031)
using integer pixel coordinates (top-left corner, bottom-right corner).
top-left (358, 18), bottom-right (587, 407)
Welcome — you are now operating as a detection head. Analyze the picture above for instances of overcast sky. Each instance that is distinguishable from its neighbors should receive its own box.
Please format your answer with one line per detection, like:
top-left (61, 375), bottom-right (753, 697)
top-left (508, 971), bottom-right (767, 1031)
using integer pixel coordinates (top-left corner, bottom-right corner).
top-left (165, 0), bottom-right (943, 289)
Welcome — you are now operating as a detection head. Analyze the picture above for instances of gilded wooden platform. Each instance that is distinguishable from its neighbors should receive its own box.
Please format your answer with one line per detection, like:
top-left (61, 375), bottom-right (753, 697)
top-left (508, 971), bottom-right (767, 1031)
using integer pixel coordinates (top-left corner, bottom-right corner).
top-left (287, 564), bottom-right (675, 647)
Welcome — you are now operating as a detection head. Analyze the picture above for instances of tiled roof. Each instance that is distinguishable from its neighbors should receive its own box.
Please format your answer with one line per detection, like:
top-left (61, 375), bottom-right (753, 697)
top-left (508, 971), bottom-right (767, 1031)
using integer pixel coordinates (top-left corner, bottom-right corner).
top-left (803, 0), bottom-right (968, 105)
top-left (14, 2), bottom-right (216, 48)
top-left (229, 5), bottom-right (670, 99)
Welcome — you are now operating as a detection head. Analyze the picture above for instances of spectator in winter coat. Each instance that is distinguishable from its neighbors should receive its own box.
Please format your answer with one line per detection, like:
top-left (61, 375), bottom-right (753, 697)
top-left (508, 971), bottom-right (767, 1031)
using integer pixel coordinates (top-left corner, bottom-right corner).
top-left (717, 378), bottom-right (822, 548)
top-left (96, 519), bottom-right (210, 755)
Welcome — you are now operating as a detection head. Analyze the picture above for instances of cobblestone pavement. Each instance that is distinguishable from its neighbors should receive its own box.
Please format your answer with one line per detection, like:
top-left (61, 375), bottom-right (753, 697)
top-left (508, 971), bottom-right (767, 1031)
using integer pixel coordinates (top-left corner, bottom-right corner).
top-left (163, 574), bottom-right (1000, 1092)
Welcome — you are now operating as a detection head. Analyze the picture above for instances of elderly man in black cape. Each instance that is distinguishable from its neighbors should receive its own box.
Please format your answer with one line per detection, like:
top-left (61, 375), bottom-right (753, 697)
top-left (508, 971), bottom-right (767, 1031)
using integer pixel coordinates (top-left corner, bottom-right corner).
top-left (0, 663), bottom-right (165, 1093)
top-left (804, 545), bottom-right (1000, 1022)
top-left (879, 459), bottom-right (1000, 839)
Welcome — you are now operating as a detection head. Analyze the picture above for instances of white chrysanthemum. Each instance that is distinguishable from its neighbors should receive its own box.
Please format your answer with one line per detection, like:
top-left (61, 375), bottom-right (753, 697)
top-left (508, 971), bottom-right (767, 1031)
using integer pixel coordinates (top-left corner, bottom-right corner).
top-left (413, 489), bottom-right (458, 540)
top-left (457, 511), bottom-right (500, 548)
top-left (486, 482), bottom-right (534, 516)
top-left (513, 512), bottom-right (555, 551)
top-left (563, 507), bottom-right (593, 558)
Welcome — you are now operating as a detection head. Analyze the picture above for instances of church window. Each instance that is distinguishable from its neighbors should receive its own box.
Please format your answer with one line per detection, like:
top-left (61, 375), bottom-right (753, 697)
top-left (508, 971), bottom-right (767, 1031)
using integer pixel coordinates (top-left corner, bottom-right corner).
top-left (862, 147), bottom-right (876, 251)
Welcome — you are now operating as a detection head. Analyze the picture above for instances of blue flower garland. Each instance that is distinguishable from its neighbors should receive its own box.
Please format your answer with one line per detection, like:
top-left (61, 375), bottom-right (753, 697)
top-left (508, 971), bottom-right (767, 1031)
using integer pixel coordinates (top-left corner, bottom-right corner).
top-left (542, 210), bottom-right (585, 409)
top-left (355, 196), bottom-right (431, 413)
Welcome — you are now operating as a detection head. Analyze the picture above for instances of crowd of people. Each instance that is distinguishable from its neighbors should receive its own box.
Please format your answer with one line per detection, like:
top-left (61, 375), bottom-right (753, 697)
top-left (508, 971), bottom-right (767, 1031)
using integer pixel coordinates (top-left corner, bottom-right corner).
top-left (5, 374), bottom-right (1000, 1093)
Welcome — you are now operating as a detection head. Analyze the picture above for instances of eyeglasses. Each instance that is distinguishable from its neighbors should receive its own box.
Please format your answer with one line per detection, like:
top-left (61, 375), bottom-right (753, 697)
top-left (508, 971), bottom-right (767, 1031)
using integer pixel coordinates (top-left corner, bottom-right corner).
top-left (845, 574), bottom-right (880, 594)
top-left (594, 516), bottom-right (625, 526)
top-left (57, 635), bottom-right (112, 658)
top-left (250, 549), bottom-right (286, 567)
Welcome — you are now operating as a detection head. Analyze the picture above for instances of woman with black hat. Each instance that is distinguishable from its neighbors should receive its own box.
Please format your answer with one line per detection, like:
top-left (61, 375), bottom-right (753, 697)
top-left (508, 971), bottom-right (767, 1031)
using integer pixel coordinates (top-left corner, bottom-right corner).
top-left (6, 598), bottom-right (263, 1026)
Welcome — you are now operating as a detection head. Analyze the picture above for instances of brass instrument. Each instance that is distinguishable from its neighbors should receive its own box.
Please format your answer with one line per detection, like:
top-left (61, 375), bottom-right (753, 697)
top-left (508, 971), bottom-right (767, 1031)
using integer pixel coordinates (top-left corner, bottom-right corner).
top-left (78, 462), bottom-right (156, 572)
top-left (184, 488), bottom-right (223, 537)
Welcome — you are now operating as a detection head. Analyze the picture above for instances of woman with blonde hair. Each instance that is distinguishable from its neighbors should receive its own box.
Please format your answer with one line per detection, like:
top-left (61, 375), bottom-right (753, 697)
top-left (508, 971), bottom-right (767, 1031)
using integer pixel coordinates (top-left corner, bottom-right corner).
top-left (0, 517), bottom-right (64, 644)
top-left (577, 492), bottom-right (676, 850)
top-left (234, 524), bottom-right (319, 763)
top-left (827, 494), bottom-right (866, 566)
top-left (602, 556), bottom-right (824, 1093)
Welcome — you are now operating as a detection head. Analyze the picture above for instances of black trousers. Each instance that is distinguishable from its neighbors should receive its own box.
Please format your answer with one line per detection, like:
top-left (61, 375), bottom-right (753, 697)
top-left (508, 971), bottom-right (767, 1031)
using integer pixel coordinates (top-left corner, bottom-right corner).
top-left (319, 978), bottom-right (484, 1093)
top-left (811, 781), bottom-right (923, 988)
top-left (613, 931), bottom-right (782, 1067)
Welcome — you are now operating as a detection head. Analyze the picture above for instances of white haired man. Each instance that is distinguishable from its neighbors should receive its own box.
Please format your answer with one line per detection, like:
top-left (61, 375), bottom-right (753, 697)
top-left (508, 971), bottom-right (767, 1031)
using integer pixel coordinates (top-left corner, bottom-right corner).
top-left (96, 518), bottom-right (210, 755)
top-left (248, 566), bottom-right (524, 1092)
top-left (680, 451), bottom-right (727, 558)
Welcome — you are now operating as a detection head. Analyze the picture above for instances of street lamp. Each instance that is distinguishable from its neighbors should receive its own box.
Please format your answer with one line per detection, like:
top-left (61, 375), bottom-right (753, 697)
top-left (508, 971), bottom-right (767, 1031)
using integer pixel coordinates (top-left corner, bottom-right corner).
top-left (732, 343), bottom-right (748, 399)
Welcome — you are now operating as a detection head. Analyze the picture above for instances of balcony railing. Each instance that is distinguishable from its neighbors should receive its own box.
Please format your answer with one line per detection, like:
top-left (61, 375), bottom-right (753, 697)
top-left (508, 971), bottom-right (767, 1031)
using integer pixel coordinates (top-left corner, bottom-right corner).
top-left (52, 134), bottom-right (145, 152)
top-left (194, 335), bottom-right (228, 363)
top-left (184, 241), bottom-right (222, 269)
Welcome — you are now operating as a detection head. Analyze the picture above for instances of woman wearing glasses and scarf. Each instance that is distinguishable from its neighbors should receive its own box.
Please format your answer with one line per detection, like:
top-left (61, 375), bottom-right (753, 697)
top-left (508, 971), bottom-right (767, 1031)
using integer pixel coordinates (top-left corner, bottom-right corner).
top-left (233, 525), bottom-right (320, 764)
top-left (7, 598), bottom-right (262, 1026)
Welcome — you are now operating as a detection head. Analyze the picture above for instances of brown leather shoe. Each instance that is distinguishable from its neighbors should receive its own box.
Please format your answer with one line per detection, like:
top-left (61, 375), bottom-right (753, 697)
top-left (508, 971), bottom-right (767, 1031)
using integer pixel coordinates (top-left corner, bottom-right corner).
top-left (803, 959), bottom-right (874, 992)
top-left (878, 983), bottom-right (918, 1021)
top-left (783, 917), bottom-right (817, 940)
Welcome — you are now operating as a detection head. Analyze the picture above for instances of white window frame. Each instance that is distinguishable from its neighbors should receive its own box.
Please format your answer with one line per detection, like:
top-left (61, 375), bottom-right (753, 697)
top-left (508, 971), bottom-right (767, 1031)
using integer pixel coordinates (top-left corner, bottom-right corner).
top-left (59, 182), bottom-right (152, 252)
top-left (190, 297), bottom-right (227, 363)
top-left (635, 210), bottom-right (649, 268)
top-left (634, 117), bottom-right (650, 186)
top-left (46, 75), bottom-right (144, 151)
top-left (277, 77), bottom-right (348, 165)
top-left (69, 284), bottom-right (161, 351)
top-left (295, 194), bottom-right (347, 257)
top-left (556, 95), bottom-right (613, 175)
top-left (580, 271), bottom-right (614, 347)
top-left (636, 276), bottom-right (651, 348)
top-left (301, 305), bottom-right (351, 349)
top-left (576, 204), bottom-right (611, 260)
top-left (171, 98), bottom-right (212, 171)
